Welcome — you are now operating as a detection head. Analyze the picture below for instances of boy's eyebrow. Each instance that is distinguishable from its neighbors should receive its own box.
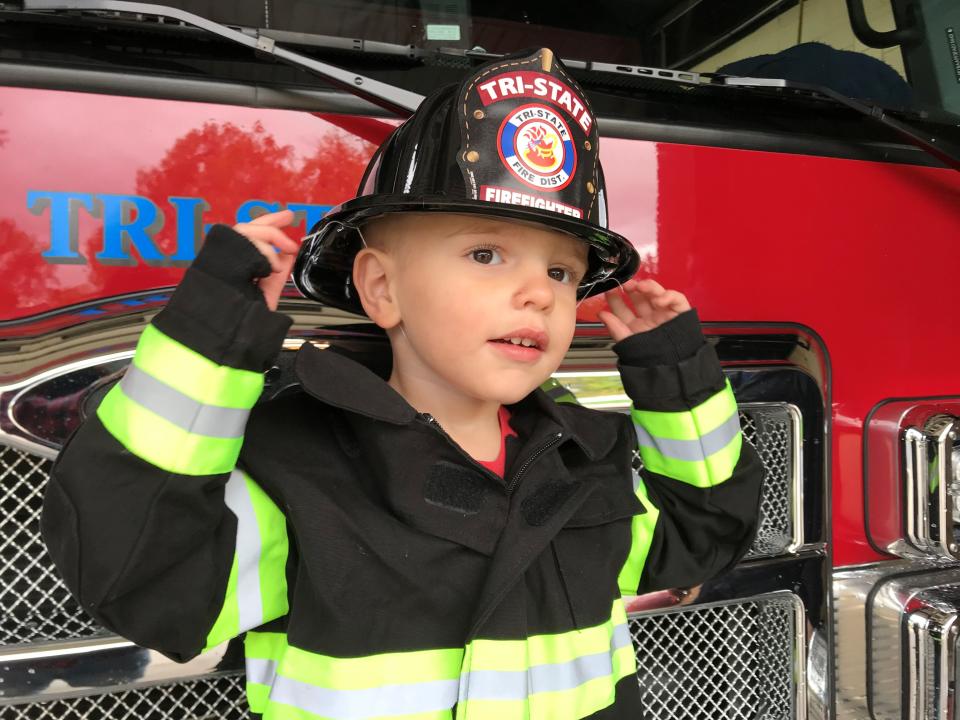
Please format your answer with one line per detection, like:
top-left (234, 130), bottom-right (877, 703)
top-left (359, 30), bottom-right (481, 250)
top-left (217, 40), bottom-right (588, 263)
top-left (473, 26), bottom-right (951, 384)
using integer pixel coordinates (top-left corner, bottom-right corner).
top-left (444, 222), bottom-right (508, 238)
top-left (447, 222), bottom-right (589, 265)
top-left (554, 239), bottom-right (590, 266)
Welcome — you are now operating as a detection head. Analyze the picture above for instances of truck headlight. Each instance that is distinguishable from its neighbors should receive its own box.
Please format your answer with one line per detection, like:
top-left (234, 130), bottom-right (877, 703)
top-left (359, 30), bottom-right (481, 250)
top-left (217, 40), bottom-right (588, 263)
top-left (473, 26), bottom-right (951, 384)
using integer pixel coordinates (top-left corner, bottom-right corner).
top-left (865, 400), bottom-right (960, 562)
top-left (905, 414), bottom-right (960, 561)
top-left (868, 564), bottom-right (960, 720)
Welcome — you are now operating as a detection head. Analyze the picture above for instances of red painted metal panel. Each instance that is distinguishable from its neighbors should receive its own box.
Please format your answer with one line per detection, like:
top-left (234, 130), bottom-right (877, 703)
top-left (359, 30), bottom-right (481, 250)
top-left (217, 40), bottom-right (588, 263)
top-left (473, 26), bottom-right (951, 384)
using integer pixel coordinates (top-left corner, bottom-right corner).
top-left (591, 141), bottom-right (960, 565)
top-left (0, 87), bottom-right (377, 320)
top-left (3, 85), bottom-right (960, 566)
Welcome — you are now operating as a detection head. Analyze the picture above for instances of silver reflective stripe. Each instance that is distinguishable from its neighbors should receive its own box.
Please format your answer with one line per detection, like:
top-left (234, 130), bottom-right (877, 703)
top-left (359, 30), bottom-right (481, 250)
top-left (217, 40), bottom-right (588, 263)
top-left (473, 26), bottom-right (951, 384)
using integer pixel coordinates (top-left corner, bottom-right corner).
top-left (462, 649), bottom-right (611, 700)
top-left (120, 364), bottom-right (249, 438)
top-left (247, 656), bottom-right (278, 686)
top-left (633, 411), bottom-right (741, 463)
top-left (244, 624), bottom-right (631, 716)
top-left (224, 470), bottom-right (264, 631)
top-left (611, 620), bottom-right (632, 651)
top-left (459, 620), bottom-right (632, 702)
top-left (268, 673), bottom-right (458, 719)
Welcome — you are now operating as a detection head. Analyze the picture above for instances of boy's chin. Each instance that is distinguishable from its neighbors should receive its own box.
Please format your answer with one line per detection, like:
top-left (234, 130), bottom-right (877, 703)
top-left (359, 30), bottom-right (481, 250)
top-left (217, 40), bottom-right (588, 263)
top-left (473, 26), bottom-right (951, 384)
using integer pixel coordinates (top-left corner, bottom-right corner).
top-left (476, 377), bottom-right (549, 406)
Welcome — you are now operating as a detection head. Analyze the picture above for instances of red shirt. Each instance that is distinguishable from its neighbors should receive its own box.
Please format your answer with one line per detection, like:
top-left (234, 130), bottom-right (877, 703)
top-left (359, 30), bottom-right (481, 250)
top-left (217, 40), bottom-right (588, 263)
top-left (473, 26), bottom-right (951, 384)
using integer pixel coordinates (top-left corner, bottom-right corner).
top-left (476, 405), bottom-right (518, 479)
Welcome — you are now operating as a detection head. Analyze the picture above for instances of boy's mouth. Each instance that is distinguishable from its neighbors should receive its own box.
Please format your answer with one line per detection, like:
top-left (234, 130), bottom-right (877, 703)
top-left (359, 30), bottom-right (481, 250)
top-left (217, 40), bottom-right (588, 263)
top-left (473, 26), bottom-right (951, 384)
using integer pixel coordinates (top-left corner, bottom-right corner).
top-left (489, 329), bottom-right (549, 352)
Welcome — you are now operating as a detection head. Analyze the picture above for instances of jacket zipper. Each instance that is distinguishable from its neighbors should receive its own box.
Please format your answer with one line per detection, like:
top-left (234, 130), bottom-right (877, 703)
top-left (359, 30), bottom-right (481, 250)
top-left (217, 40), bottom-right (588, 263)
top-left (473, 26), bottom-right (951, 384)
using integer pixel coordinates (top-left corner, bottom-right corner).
top-left (419, 412), bottom-right (504, 487)
top-left (505, 431), bottom-right (563, 496)
top-left (419, 413), bottom-right (563, 494)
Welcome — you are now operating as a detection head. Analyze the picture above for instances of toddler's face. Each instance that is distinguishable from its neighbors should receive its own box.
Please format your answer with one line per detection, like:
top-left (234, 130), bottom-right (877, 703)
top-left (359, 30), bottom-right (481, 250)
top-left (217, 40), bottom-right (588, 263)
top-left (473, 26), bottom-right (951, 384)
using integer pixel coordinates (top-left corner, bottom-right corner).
top-left (377, 213), bottom-right (589, 405)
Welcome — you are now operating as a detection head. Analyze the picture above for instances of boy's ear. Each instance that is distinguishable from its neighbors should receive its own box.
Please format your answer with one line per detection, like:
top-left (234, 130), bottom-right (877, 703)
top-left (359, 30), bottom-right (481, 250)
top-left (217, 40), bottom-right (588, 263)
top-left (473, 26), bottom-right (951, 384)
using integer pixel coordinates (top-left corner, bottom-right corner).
top-left (353, 248), bottom-right (401, 329)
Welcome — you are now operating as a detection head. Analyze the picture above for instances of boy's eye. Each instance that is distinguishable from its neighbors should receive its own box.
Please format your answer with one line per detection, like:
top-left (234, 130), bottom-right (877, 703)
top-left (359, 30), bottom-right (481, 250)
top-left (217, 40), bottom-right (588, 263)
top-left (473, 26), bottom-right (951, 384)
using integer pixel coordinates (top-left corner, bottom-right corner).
top-left (470, 247), bottom-right (503, 265)
top-left (548, 267), bottom-right (576, 284)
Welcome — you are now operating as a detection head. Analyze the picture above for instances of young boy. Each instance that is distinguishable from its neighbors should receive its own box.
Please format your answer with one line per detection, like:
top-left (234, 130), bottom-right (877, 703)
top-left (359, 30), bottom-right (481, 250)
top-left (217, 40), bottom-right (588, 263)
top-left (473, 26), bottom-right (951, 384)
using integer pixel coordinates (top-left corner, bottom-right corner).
top-left (42, 48), bottom-right (763, 719)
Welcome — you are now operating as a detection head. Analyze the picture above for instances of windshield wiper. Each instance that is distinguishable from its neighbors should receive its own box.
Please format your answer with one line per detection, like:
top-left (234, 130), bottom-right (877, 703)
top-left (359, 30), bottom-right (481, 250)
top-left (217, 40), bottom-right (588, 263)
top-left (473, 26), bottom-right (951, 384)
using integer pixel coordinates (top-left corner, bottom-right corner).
top-left (717, 75), bottom-right (960, 172)
top-left (21, 0), bottom-right (424, 116)
top-left (542, 58), bottom-right (960, 172)
top-left (443, 50), bottom-right (960, 172)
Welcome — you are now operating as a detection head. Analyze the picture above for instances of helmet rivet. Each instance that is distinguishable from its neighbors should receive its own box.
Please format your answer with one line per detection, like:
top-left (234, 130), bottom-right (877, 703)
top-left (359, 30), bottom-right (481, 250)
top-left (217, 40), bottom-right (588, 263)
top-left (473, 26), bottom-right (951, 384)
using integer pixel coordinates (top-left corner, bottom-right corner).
top-left (584, 140), bottom-right (592, 151)
top-left (473, 109), bottom-right (485, 120)
top-left (586, 181), bottom-right (595, 194)
top-left (465, 150), bottom-right (480, 163)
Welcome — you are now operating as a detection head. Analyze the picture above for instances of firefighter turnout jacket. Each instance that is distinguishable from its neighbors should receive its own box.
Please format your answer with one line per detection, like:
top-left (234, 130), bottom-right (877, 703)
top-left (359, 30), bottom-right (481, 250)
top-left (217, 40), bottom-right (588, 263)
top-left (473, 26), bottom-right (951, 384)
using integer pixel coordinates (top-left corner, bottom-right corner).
top-left (41, 226), bottom-right (764, 720)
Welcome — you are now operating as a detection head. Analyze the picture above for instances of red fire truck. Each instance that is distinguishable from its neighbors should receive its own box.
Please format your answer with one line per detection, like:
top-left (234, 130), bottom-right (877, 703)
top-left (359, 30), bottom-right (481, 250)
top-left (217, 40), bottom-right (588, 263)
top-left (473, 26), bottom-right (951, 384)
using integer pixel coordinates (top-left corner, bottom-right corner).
top-left (1, 1), bottom-right (959, 718)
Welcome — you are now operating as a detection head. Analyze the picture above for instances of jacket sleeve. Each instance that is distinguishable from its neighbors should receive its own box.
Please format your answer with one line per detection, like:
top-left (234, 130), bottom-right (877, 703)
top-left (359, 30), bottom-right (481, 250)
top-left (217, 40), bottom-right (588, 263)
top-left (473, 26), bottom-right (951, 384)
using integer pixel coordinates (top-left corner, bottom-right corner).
top-left (613, 309), bottom-right (764, 596)
top-left (40, 225), bottom-right (294, 662)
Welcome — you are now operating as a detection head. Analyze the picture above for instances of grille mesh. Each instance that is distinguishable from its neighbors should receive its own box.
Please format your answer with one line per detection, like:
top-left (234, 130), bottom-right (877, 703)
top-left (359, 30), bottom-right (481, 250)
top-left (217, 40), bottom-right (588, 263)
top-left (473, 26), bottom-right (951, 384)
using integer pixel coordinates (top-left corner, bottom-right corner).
top-left (0, 448), bottom-right (107, 645)
top-left (631, 594), bottom-right (798, 720)
top-left (1, 401), bottom-right (799, 717)
top-left (633, 406), bottom-right (797, 558)
top-left (1, 404), bottom-right (796, 646)
top-left (739, 406), bottom-right (795, 557)
top-left (0, 673), bottom-right (248, 718)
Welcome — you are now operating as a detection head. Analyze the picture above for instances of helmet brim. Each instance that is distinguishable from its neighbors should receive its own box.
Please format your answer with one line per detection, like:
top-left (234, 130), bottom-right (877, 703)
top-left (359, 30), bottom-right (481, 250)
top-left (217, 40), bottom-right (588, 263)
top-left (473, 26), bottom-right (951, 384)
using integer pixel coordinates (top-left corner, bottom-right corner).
top-left (293, 195), bottom-right (640, 316)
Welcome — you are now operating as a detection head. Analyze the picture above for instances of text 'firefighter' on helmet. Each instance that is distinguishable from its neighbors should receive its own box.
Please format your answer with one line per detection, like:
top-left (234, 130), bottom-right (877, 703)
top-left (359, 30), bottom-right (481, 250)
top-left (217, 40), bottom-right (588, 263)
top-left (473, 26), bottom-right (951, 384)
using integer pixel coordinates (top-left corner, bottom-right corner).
top-left (293, 47), bottom-right (639, 315)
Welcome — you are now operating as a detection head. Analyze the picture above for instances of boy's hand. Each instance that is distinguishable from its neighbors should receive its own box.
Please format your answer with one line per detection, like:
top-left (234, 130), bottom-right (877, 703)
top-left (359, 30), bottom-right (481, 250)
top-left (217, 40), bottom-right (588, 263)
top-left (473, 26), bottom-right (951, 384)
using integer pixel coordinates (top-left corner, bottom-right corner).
top-left (232, 209), bottom-right (301, 311)
top-left (597, 279), bottom-right (691, 342)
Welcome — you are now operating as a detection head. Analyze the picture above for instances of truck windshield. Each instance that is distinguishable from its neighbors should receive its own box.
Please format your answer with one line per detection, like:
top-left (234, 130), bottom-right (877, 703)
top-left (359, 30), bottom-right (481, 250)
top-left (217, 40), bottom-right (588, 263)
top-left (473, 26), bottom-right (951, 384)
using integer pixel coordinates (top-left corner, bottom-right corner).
top-left (162, 0), bottom-right (957, 121)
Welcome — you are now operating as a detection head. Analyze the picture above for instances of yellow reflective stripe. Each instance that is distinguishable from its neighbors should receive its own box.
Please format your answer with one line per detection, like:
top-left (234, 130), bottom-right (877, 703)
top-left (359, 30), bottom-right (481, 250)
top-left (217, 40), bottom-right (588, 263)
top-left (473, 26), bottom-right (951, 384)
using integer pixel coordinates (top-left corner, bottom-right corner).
top-left (540, 377), bottom-right (578, 405)
top-left (247, 631), bottom-right (464, 690)
top-left (246, 678), bottom-right (271, 715)
top-left (134, 324), bottom-right (263, 408)
top-left (631, 380), bottom-right (742, 488)
top-left (249, 474), bottom-right (290, 624)
top-left (458, 675), bottom-right (618, 720)
top-left (282, 645), bottom-right (464, 690)
top-left (456, 600), bottom-right (635, 720)
top-left (247, 630), bottom-right (288, 660)
top-left (464, 600), bottom-right (628, 672)
top-left (617, 473), bottom-right (660, 595)
top-left (96, 324), bottom-right (265, 476)
top-left (262, 703), bottom-right (452, 720)
top-left (241, 600), bottom-right (635, 720)
top-left (97, 384), bottom-right (243, 475)
top-left (202, 472), bottom-right (288, 651)
top-left (631, 379), bottom-right (738, 440)
top-left (203, 552), bottom-right (240, 651)
top-left (639, 432), bottom-right (742, 488)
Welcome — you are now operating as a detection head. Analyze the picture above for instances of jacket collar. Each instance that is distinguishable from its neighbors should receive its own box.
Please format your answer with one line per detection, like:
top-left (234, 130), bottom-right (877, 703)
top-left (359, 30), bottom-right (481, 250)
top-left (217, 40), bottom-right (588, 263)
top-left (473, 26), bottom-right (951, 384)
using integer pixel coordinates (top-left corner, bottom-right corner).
top-left (293, 341), bottom-right (619, 461)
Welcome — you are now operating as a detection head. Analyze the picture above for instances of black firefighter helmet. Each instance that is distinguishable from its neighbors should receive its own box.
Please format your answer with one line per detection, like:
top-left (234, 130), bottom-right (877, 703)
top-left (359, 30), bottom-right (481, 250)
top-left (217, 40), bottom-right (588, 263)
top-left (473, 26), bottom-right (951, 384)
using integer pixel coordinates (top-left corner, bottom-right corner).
top-left (293, 47), bottom-right (639, 314)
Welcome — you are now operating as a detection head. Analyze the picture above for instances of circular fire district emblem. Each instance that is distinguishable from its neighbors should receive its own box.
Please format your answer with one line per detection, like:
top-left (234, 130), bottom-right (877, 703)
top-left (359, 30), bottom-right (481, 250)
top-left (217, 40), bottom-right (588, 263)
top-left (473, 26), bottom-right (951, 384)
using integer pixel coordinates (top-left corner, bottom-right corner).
top-left (497, 104), bottom-right (577, 192)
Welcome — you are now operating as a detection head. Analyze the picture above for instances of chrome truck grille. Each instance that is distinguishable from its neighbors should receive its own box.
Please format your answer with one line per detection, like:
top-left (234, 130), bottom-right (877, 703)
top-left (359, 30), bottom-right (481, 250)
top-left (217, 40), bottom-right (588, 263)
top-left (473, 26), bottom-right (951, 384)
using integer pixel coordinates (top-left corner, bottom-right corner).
top-left (1, 404), bottom-right (800, 647)
top-left (0, 399), bottom-right (803, 716)
top-left (0, 673), bottom-right (247, 719)
top-left (0, 448), bottom-right (106, 645)
top-left (738, 405), bottom-right (800, 557)
top-left (631, 593), bottom-right (800, 720)
top-left (635, 403), bottom-right (801, 558)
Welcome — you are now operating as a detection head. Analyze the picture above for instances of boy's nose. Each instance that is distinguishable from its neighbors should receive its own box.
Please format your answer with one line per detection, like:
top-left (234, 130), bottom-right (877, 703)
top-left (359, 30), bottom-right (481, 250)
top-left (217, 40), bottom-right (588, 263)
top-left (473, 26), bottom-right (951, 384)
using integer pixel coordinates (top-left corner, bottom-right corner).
top-left (513, 265), bottom-right (555, 312)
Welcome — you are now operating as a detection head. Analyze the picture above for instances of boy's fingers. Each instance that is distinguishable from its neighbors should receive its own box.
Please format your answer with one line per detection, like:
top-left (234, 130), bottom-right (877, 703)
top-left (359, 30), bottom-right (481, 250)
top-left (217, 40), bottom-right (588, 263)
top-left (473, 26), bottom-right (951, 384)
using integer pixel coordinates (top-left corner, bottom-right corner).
top-left (654, 290), bottom-right (691, 312)
top-left (625, 288), bottom-right (657, 318)
top-left (632, 278), bottom-right (665, 295)
top-left (604, 290), bottom-right (638, 326)
top-left (247, 209), bottom-right (296, 228)
top-left (256, 254), bottom-right (297, 310)
top-left (624, 280), bottom-right (664, 314)
top-left (597, 310), bottom-right (633, 343)
top-left (237, 224), bottom-right (300, 254)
